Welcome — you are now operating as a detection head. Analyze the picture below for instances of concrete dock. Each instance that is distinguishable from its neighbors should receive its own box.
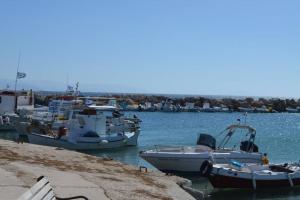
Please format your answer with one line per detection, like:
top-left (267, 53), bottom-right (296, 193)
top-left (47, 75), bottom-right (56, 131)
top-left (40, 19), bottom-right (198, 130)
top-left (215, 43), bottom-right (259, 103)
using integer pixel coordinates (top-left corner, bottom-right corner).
top-left (0, 139), bottom-right (196, 200)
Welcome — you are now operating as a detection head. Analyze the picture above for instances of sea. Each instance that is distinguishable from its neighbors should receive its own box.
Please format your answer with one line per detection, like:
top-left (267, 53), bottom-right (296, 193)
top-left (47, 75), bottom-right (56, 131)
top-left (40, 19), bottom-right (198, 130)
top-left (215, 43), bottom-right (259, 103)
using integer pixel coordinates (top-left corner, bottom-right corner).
top-left (2, 111), bottom-right (300, 200)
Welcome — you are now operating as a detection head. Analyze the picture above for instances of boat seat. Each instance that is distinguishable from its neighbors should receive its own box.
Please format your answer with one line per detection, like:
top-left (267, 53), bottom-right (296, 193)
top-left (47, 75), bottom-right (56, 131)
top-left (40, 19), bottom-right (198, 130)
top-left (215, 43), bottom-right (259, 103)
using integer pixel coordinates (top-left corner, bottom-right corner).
top-left (246, 164), bottom-right (268, 172)
top-left (195, 145), bottom-right (212, 152)
top-left (269, 165), bottom-right (294, 173)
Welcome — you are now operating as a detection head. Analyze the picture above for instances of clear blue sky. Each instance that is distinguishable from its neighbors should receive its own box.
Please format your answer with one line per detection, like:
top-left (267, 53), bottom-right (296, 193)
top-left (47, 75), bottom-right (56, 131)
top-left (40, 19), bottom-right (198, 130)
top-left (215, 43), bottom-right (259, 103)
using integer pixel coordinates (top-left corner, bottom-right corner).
top-left (0, 0), bottom-right (300, 97)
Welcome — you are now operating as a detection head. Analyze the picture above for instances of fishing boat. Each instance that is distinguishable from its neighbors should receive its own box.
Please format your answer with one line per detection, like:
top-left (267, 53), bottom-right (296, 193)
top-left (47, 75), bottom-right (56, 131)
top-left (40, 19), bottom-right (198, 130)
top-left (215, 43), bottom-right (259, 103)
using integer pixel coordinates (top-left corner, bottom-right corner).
top-left (139, 124), bottom-right (263, 174)
top-left (17, 108), bottom-right (140, 150)
top-left (206, 160), bottom-right (300, 189)
top-left (30, 98), bottom-right (141, 134)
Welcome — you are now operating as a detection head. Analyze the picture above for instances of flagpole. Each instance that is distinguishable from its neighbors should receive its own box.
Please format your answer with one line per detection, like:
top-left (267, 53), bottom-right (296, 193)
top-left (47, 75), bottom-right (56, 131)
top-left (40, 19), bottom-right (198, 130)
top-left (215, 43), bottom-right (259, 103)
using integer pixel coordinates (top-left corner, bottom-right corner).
top-left (14, 52), bottom-right (21, 112)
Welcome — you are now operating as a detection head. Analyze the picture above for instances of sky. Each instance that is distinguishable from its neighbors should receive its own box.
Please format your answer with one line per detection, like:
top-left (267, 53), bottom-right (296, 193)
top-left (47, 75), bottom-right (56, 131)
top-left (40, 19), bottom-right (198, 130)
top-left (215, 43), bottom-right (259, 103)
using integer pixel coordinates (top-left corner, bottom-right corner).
top-left (0, 0), bottom-right (300, 97)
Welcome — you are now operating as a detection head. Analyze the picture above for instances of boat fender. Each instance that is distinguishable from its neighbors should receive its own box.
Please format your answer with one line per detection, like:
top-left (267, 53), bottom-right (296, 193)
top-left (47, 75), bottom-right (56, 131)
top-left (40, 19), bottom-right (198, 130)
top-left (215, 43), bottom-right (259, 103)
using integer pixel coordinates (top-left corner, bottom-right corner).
top-left (251, 172), bottom-right (256, 190)
top-left (287, 173), bottom-right (294, 187)
top-left (200, 160), bottom-right (213, 177)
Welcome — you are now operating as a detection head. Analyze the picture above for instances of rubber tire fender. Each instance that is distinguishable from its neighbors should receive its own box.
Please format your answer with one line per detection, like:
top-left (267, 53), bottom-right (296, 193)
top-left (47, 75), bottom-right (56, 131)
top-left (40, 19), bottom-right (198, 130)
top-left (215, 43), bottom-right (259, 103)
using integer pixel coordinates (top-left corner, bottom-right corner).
top-left (200, 160), bottom-right (213, 177)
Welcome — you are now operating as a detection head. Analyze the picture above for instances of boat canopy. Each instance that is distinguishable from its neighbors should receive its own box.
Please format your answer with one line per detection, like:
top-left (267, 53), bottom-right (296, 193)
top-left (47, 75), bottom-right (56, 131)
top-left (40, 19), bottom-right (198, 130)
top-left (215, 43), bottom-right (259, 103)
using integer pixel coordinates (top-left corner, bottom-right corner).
top-left (218, 124), bottom-right (257, 150)
top-left (224, 124), bottom-right (256, 135)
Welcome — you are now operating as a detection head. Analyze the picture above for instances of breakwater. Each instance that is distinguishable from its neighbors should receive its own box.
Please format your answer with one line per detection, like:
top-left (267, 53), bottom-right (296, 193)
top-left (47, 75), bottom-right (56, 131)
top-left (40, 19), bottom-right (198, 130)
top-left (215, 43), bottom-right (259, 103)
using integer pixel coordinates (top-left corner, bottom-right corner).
top-left (35, 92), bottom-right (300, 113)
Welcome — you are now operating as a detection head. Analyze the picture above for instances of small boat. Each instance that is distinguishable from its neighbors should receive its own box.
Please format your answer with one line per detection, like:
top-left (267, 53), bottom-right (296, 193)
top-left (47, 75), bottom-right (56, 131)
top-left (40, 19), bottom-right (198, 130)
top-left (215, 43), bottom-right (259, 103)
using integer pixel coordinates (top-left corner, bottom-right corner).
top-left (17, 108), bottom-right (140, 150)
top-left (140, 124), bottom-right (263, 174)
top-left (205, 160), bottom-right (300, 189)
top-left (26, 131), bottom-right (139, 150)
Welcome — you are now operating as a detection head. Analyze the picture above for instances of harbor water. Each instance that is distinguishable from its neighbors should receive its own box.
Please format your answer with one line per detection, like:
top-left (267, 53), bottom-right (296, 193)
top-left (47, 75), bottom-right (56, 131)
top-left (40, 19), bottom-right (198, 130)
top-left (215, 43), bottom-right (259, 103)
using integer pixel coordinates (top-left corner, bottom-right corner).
top-left (2, 112), bottom-right (300, 199)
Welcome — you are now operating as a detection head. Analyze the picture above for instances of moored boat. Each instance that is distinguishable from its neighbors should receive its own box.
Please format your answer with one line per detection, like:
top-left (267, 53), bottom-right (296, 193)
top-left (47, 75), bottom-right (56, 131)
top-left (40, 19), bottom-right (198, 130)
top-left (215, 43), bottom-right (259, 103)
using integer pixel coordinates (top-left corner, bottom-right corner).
top-left (206, 161), bottom-right (300, 189)
top-left (17, 108), bottom-right (140, 150)
top-left (140, 124), bottom-right (263, 174)
top-left (26, 130), bottom-right (139, 150)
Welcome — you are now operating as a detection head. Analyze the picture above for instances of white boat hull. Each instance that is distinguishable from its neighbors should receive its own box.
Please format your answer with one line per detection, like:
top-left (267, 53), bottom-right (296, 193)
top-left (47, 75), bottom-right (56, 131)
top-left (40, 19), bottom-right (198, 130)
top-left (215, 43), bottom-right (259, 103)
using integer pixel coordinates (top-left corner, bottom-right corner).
top-left (27, 131), bottom-right (139, 150)
top-left (140, 149), bottom-right (262, 173)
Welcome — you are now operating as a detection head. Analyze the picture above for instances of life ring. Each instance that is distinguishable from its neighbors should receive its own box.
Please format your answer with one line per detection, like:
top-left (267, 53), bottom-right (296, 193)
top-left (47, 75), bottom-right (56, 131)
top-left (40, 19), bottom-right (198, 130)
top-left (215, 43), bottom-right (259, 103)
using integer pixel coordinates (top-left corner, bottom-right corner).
top-left (200, 160), bottom-right (213, 177)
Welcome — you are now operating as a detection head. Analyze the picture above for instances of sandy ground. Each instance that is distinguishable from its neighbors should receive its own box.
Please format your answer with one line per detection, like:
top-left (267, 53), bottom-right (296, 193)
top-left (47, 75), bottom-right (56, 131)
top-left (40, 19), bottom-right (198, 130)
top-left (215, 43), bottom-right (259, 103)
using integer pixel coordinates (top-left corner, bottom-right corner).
top-left (0, 139), bottom-right (195, 200)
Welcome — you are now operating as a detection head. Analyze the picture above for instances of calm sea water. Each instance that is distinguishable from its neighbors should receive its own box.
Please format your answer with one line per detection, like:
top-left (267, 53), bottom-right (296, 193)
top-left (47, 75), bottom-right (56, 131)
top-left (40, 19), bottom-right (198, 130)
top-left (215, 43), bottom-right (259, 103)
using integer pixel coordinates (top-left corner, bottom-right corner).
top-left (2, 112), bottom-right (300, 199)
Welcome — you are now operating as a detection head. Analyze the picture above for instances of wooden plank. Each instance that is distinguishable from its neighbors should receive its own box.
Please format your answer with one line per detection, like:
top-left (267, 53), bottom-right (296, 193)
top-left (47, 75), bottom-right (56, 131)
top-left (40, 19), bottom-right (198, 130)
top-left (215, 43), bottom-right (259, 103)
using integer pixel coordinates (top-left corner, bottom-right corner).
top-left (18, 178), bottom-right (49, 200)
top-left (31, 183), bottom-right (53, 200)
top-left (41, 190), bottom-right (55, 200)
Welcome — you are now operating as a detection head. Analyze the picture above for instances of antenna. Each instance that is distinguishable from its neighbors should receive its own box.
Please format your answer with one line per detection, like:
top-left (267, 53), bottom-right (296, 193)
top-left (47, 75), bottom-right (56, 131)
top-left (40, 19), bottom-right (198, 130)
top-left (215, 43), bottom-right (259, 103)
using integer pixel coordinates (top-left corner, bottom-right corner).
top-left (74, 82), bottom-right (79, 102)
top-left (244, 112), bottom-right (248, 125)
top-left (66, 73), bottom-right (69, 88)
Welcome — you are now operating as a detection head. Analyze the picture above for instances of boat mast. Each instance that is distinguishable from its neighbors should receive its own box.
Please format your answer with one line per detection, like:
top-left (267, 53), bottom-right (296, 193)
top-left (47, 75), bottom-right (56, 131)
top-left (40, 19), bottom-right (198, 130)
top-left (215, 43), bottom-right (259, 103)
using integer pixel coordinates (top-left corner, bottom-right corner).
top-left (74, 82), bottom-right (79, 103)
top-left (243, 112), bottom-right (248, 125)
top-left (14, 53), bottom-right (21, 112)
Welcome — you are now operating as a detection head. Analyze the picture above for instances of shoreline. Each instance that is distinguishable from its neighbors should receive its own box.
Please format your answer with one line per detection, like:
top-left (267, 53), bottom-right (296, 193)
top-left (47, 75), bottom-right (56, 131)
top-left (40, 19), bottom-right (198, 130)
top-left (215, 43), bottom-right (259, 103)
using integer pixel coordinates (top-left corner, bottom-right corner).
top-left (33, 91), bottom-right (300, 113)
top-left (0, 139), bottom-right (201, 200)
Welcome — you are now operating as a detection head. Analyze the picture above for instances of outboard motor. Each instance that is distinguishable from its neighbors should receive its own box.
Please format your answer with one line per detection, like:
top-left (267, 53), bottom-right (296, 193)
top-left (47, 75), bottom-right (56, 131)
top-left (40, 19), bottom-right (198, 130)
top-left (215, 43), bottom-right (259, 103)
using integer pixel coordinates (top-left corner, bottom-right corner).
top-left (240, 141), bottom-right (259, 152)
top-left (197, 134), bottom-right (216, 150)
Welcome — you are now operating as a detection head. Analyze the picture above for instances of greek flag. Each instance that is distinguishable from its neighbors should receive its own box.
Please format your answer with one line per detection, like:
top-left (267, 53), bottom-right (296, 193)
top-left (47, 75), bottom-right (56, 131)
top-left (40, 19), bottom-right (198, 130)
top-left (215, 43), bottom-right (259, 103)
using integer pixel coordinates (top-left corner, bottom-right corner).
top-left (17, 72), bottom-right (26, 79)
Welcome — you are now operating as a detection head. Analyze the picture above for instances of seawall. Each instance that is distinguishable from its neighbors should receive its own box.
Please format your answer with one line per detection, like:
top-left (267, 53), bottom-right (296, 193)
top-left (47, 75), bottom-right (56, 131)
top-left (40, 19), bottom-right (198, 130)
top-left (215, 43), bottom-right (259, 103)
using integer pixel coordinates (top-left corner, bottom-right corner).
top-left (0, 139), bottom-right (198, 200)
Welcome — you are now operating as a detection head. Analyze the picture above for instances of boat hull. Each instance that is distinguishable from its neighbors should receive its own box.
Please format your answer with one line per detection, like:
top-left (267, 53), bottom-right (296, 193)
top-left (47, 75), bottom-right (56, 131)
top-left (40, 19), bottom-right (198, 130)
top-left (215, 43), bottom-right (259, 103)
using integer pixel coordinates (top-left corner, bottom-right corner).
top-left (140, 150), bottom-right (262, 173)
top-left (27, 131), bottom-right (139, 150)
top-left (0, 124), bottom-right (15, 131)
top-left (209, 174), bottom-right (300, 189)
top-left (208, 164), bottom-right (300, 189)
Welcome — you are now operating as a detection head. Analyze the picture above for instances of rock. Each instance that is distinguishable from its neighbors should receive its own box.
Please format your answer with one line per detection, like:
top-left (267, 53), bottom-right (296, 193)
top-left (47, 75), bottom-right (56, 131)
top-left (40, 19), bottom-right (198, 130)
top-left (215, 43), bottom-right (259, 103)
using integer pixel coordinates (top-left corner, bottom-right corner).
top-left (177, 178), bottom-right (205, 200)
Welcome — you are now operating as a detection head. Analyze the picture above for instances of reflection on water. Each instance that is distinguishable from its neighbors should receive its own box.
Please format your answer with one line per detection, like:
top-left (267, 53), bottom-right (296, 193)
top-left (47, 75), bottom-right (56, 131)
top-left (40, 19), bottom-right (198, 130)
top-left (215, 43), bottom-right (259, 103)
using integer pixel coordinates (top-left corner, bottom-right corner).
top-left (207, 187), bottom-right (300, 200)
top-left (187, 175), bottom-right (300, 200)
top-left (0, 131), bottom-right (19, 141)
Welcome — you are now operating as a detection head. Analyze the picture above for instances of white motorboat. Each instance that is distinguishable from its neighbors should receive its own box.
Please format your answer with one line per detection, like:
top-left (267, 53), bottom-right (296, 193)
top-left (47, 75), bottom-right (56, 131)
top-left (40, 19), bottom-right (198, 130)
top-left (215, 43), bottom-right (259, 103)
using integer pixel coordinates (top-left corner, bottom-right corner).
top-left (206, 160), bottom-right (300, 189)
top-left (26, 131), bottom-right (139, 150)
top-left (140, 124), bottom-right (263, 174)
top-left (18, 108), bottom-right (140, 150)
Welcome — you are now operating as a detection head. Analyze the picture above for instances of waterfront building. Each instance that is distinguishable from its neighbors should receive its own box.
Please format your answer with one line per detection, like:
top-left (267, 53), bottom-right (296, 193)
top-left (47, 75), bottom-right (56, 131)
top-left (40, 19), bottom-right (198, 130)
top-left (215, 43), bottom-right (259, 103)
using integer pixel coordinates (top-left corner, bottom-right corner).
top-left (0, 90), bottom-right (34, 114)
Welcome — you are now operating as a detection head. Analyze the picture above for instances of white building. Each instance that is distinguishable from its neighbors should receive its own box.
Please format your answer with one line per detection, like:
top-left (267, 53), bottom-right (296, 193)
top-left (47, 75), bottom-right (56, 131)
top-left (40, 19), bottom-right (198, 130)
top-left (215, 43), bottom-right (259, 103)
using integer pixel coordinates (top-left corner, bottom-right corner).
top-left (144, 102), bottom-right (152, 110)
top-left (203, 102), bottom-right (210, 109)
top-left (0, 95), bottom-right (15, 114)
top-left (0, 90), bottom-right (34, 114)
top-left (185, 102), bottom-right (195, 110)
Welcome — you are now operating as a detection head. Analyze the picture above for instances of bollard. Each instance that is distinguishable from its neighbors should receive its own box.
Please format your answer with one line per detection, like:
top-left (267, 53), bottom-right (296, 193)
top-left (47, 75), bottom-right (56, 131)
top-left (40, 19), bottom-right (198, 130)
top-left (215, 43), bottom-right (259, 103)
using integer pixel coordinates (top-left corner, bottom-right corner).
top-left (139, 166), bottom-right (148, 173)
